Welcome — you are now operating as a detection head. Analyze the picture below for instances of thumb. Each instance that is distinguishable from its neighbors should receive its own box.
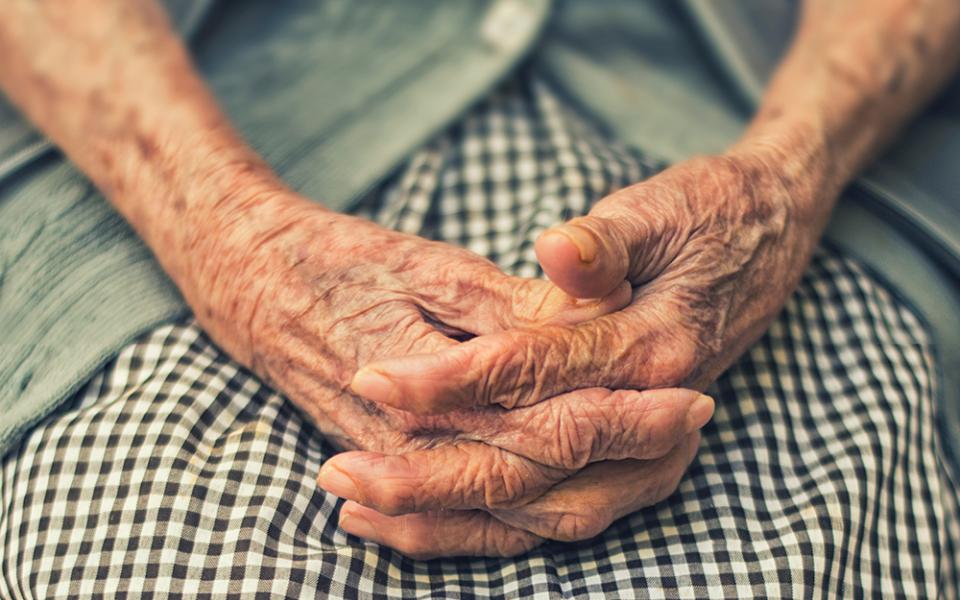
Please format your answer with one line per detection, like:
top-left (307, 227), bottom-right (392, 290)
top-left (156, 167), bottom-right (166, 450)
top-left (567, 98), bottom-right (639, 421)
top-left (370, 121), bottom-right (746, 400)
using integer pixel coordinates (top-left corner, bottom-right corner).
top-left (535, 203), bottom-right (676, 299)
top-left (534, 213), bottom-right (632, 299)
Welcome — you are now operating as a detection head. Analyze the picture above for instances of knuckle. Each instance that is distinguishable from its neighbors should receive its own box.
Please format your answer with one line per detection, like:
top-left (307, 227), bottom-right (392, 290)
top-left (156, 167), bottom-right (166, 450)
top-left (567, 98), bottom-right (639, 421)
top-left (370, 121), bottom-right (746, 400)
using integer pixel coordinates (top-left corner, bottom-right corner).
top-left (490, 331), bottom-right (543, 409)
top-left (681, 155), bottom-right (749, 213)
top-left (375, 483), bottom-right (415, 516)
top-left (602, 211), bottom-right (648, 261)
top-left (507, 278), bottom-right (554, 325)
top-left (370, 456), bottom-right (419, 515)
top-left (394, 517), bottom-right (438, 560)
top-left (605, 304), bottom-right (706, 391)
top-left (479, 455), bottom-right (531, 510)
top-left (590, 389), bottom-right (659, 459)
top-left (613, 390), bottom-right (682, 459)
top-left (662, 328), bottom-right (701, 384)
top-left (553, 402), bottom-right (597, 469)
top-left (615, 394), bottom-right (661, 457)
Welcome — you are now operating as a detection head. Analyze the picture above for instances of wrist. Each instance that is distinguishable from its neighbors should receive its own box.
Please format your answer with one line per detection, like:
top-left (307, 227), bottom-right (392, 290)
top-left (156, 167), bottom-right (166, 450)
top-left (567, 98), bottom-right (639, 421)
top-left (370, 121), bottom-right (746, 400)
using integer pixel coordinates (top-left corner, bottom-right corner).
top-left (176, 173), bottom-right (308, 294)
top-left (122, 147), bottom-right (305, 308)
top-left (725, 119), bottom-right (842, 225)
top-left (173, 179), bottom-right (321, 364)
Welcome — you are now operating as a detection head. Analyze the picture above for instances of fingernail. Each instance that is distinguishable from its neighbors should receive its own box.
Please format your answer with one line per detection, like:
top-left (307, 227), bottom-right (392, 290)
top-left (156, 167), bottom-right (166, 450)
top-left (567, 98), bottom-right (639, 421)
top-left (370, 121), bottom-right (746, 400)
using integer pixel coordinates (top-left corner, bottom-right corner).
top-left (318, 464), bottom-right (361, 500)
top-left (685, 394), bottom-right (715, 433)
top-left (552, 225), bottom-right (598, 264)
top-left (350, 367), bottom-right (394, 400)
top-left (340, 510), bottom-right (379, 540)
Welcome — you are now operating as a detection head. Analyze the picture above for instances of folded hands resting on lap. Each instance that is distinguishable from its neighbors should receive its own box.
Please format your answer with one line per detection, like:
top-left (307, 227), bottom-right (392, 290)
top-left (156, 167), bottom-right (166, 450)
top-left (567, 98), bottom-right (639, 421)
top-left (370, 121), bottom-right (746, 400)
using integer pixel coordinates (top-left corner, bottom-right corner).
top-left (331, 147), bottom-right (824, 557)
top-left (4, 0), bottom-right (948, 562)
top-left (184, 190), bottom-right (712, 557)
top-left (183, 142), bottom-right (818, 558)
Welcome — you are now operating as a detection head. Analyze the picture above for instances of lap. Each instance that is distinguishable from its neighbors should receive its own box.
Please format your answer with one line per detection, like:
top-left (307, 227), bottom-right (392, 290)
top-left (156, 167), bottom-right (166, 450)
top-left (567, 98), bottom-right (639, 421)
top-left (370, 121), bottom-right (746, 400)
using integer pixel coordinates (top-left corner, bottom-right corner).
top-left (2, 75), bottom-right (958, 599)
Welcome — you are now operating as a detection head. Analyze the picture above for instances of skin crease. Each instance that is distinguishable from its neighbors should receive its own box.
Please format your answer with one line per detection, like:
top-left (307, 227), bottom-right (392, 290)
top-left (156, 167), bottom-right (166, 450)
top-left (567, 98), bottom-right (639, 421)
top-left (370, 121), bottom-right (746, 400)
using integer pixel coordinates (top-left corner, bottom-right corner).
top-left (0, 0), bottom-right (958, 559)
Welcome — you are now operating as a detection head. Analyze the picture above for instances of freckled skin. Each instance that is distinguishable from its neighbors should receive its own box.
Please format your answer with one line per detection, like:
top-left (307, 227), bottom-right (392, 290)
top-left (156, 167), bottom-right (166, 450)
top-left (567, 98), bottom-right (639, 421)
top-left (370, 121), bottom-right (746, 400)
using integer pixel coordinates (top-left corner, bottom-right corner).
top-left (1, 0), bottom-right (958, 558)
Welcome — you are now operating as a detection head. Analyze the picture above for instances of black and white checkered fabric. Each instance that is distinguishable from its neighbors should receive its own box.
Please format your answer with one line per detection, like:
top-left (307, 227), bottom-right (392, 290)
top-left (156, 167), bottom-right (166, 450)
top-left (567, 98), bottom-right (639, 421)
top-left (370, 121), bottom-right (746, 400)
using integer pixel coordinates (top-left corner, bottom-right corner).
top-left (2, 75), bottom-right (959, 599)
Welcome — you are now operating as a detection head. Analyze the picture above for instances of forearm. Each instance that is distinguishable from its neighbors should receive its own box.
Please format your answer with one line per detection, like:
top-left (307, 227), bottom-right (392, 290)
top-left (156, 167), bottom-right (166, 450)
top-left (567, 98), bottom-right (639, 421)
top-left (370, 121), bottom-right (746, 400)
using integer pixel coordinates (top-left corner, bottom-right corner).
top-left (732, 0), bottom-right (960, 220)
top-left (0, 0), bottom-right (288, 300)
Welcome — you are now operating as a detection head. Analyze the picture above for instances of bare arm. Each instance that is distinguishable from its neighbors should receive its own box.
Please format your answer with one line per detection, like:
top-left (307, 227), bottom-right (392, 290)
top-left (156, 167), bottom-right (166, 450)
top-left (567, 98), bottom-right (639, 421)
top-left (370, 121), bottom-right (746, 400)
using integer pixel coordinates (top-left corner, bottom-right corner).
top-left (739, 0), bottom-right (960, 223)
top-left (0, 0), bottom-right (284, 336)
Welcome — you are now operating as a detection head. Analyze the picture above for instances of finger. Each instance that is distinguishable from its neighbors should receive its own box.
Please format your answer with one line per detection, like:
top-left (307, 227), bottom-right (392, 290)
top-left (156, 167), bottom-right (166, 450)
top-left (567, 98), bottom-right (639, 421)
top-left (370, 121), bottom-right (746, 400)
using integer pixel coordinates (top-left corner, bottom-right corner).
top-left (423, 270), bottom-right (632, 336)
top-left (338, 502), bottom-right (543, 559)
top-left (336, 435), bottom-right (702, 556)
top-left (318, 442), bottom-right (567, 515)
top-left (490, 388), bottom-right (713, 466)
top-left (317, 389), bottom-right (713, 514)
top-left (535, 216), bottom-right (632, 299)
top-left (534, 192), bottom-right (683, 299)
top-left (491, 432), bottom-right (701, 542)
top-left (350, 306), bottom-right (697, 414)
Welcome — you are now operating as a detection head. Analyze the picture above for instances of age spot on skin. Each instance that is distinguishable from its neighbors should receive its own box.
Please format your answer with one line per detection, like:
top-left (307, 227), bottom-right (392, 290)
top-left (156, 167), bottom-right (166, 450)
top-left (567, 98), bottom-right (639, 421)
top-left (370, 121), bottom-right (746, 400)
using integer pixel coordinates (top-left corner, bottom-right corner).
top-left (98, 148), bottom-right (114, 170)
top-left (135, 131), bottom-right (159, 160)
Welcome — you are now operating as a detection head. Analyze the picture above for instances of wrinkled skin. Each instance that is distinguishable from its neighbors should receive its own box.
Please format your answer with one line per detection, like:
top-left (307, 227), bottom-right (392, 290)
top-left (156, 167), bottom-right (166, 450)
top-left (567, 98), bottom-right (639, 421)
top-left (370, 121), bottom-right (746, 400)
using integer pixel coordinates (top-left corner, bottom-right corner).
top-left (337, 150), bottom-right (824, 556)
top-left (189, 191), bottom-right (714, 558)
top-left (350, 152), bottom-right (819, 410)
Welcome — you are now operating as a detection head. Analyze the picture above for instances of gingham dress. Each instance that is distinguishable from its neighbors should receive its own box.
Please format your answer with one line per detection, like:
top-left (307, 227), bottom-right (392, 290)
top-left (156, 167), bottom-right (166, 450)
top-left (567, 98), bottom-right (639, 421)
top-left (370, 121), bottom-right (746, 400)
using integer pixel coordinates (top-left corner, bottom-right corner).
top-left (2, 75), bottom-right (958, 599)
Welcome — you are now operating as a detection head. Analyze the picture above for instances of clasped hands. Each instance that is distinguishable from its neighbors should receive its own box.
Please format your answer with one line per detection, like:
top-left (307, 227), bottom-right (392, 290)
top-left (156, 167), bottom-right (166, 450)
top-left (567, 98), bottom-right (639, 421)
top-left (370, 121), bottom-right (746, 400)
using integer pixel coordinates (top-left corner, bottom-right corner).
top-left (192, 150), bottom-right (813, 559)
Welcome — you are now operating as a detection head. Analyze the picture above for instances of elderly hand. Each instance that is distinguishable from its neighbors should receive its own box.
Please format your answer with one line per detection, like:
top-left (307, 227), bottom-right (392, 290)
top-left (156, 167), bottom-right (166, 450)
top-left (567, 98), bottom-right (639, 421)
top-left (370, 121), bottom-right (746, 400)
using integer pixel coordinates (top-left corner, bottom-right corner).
top-left (349, 148), bottom-right (821, 411)
top-left (337, 148), bottom-right (821, 557)
top-left (185, 189), bottom-right (714, 557)
top-left (323, 390), bottom-right (708, 558)
top-left (330, 431), bottom-right (703, 559)
top-left (187, 190), bottom-right (630, 430)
